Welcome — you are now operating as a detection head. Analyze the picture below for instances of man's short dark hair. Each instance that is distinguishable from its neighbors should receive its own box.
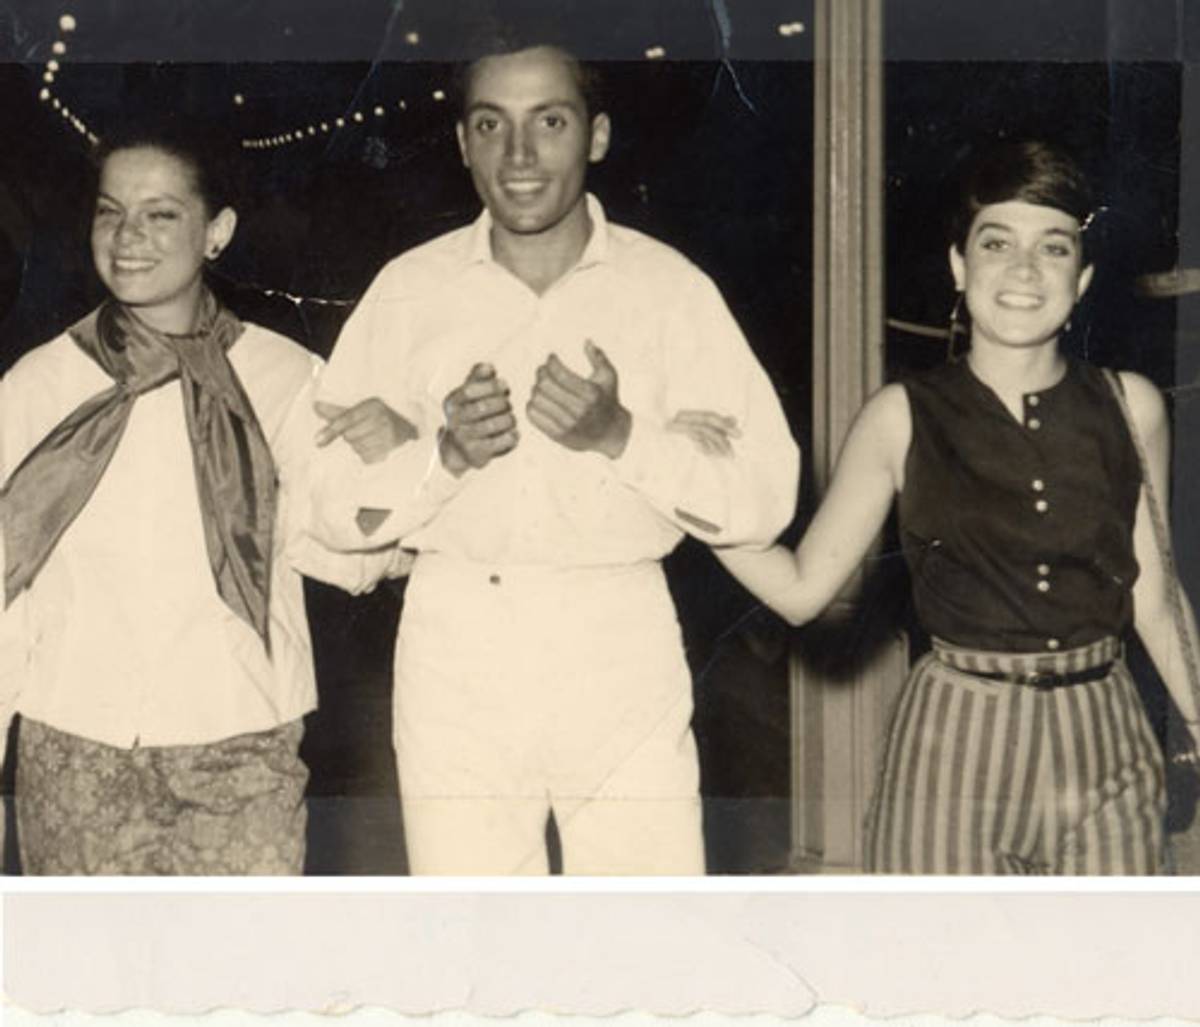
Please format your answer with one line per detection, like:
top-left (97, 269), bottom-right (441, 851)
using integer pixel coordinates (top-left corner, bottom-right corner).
top-left (453, 22), bottom-right (606, 119)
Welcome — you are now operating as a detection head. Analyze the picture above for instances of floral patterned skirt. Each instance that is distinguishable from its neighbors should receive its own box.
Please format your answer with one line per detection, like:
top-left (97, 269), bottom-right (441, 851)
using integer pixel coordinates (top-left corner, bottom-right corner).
top-left (15, 718), bottom-right (308, 875)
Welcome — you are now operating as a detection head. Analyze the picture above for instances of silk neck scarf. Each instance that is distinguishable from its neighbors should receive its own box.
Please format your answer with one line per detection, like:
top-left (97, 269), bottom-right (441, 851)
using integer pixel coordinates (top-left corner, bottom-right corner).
top-left (1, 290), bottom-right (277, 647)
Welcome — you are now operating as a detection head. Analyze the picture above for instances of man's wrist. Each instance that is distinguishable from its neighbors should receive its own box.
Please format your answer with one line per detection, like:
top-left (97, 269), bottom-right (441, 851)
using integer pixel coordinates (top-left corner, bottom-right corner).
top-left (597, 405), bottom-right (632, 460)
top-left (437, 428), bottom-right (470, 478)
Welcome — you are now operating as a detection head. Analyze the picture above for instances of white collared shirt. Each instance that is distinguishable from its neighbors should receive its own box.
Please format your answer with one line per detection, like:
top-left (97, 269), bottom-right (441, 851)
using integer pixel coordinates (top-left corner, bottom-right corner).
top-left (0, 321), bottom-right (393, 754)
top-left (308, 195), bottom-right (800, 563)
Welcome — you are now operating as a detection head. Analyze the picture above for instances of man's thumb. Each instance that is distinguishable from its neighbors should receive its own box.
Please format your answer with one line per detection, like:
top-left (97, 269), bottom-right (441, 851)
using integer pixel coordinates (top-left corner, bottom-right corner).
top-left (584, 339), bottom-right (615, 383)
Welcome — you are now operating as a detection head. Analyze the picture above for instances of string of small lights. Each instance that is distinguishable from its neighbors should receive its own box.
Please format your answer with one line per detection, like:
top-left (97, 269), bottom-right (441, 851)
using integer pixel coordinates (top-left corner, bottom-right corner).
top-left (36, 13), bottom-right (99, 147)
top-left (33, 9), bottom-right (810, 153)
top-left (240, 25), bottom-right (443, 151)
top-left (236, 21), bottom-right (806, 151)
top-left (32, 7), bottom-right (811, 312)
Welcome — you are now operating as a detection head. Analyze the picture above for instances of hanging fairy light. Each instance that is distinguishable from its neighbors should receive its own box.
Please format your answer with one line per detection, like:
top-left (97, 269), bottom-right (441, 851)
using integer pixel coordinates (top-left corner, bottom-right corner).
top-left (37, 11), bottom-right (99, 146)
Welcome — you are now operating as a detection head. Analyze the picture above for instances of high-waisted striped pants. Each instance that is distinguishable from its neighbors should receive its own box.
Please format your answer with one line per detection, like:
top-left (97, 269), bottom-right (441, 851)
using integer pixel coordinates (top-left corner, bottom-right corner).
top-left (866, 637), bottom-right (1166, 875)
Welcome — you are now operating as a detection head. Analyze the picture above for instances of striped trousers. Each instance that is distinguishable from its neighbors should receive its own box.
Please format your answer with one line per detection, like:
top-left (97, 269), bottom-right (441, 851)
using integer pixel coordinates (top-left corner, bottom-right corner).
top-left (866, 637), bottom-right (1165, 875)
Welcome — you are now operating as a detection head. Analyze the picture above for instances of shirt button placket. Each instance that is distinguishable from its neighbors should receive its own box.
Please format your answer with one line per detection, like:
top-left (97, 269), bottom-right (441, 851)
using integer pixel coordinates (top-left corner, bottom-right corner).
top-left (1026, 393), bottom-right (1042, 431)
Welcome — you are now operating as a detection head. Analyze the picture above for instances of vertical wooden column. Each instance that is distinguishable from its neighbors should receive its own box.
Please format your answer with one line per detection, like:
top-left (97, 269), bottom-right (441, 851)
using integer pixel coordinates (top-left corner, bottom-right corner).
top-left (1174, 62), bottom-right (1200, 606)
top-left (790, 0), bottom-right (904, 872)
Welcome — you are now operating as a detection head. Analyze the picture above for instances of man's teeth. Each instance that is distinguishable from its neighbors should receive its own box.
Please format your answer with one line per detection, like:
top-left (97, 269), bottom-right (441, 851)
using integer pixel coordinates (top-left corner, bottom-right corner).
top-left (998, 292), bottom-right (1041, 309)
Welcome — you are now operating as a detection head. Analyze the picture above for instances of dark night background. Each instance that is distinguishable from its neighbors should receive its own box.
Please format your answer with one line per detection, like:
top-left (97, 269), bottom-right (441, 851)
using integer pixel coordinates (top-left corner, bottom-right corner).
top-left (0, 0), bottom-right (1193, 872)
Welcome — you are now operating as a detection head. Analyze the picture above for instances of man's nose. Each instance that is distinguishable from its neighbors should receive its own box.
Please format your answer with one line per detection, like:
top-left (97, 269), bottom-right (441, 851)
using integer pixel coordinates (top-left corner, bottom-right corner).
top-left (505, 125), bottom-right (535, 165)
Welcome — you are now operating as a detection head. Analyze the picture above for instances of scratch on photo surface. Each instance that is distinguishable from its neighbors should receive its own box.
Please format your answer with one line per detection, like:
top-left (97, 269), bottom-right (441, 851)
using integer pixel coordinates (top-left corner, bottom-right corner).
top-left (325, 0), bottom-right (407, 161)
top-left (1, 6), bottom-right (40, 61)
top-left (705, 0), bottom-right (760, 118)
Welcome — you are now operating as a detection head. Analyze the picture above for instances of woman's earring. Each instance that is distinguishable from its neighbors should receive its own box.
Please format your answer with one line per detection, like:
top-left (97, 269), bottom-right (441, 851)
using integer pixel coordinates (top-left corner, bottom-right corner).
top-left (207, 246), bottom-right (222, 261)
top-left (946, 290), bottom-right (967, 362)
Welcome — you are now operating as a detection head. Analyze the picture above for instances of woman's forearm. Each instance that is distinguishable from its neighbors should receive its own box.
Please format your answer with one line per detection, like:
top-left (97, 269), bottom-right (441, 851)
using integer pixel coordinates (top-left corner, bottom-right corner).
top-left (714, 545), bottom-right (829, 626)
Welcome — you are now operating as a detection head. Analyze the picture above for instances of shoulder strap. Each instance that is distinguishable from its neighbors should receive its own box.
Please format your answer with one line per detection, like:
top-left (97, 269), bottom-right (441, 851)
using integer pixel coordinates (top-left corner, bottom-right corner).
top-left (1101, 368), bottom-right (1200, 720)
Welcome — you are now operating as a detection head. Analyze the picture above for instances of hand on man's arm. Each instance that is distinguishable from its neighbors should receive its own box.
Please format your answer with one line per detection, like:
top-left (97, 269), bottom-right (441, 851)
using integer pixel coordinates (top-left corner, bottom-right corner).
top-left (314, 398), bottom-right (419, 464)
top-left (601, 273), bottom-right (799, 548)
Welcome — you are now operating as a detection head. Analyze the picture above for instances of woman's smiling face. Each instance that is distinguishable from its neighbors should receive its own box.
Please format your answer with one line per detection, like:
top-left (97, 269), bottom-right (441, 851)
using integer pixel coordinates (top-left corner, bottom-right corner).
top-left (91, 145), bottom-right (233, 334)
top-left (951, 199), bottom-right (1094, 351)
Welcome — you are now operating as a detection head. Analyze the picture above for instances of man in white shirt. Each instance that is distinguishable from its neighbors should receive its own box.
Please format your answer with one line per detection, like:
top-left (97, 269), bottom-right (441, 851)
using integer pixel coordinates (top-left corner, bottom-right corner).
top-left (310, 40), bottom-right (799, 874)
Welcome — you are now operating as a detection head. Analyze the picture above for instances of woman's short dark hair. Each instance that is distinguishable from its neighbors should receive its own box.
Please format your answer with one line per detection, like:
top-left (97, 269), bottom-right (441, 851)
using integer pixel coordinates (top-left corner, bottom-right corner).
top-left (94, 117), bottom-right (240, 217)
top-left (948, 139), bottom-right (1095, 255)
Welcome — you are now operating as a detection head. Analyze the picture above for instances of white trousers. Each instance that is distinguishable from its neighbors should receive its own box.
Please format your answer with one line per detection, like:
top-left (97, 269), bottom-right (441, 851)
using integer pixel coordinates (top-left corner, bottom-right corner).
top-left (393, 553), bottom-right (704, 875)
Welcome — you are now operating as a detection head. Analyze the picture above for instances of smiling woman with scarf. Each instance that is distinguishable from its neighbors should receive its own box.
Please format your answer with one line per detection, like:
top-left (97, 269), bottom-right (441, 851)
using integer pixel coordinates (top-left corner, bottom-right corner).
top-left (0, 120), bottom-right (394, 875)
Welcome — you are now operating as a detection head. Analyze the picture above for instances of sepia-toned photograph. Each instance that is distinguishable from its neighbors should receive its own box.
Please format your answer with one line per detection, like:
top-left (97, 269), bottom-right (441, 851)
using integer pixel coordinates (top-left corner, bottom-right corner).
top-left (0, 0), bottom-right (1197, 879)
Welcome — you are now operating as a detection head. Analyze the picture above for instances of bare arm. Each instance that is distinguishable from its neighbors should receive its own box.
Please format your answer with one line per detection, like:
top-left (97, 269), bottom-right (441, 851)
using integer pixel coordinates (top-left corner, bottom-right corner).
top-left (1124, 372), bottom-right (1200, 744)
top-left (715, 383), bottom-right (910, 625)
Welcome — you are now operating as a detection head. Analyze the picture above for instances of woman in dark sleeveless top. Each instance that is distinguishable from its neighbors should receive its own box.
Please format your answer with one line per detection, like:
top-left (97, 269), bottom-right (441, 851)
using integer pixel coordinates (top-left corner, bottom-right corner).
top-left (696, 140), bottom-right (1200, 873)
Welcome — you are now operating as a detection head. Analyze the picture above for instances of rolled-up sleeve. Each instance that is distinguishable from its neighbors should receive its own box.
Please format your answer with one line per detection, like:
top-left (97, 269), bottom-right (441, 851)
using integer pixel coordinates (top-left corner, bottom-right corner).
top-left (274, 352), bottom-right (412, 590)
top-left (303, 266), bottom-right (466, 552)
top-left (611, 273), bottom-right (799, 548)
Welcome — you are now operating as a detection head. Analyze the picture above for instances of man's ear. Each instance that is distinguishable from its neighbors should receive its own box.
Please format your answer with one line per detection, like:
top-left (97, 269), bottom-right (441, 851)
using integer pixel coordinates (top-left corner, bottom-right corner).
top-left (455, 121), bottom-right (469, 167)
top-left (588, 112), bottom-right (611, 163)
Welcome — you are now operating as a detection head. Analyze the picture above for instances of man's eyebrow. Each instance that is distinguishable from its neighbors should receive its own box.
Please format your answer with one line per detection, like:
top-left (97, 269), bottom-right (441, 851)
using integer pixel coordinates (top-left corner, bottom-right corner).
top-left (463, 98), bottom-right (582, 116)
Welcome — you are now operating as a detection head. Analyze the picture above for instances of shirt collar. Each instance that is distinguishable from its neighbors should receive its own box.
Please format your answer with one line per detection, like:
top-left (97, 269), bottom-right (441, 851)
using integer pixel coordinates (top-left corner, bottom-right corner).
top-left (461, 192), bottom-right (611, 270)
